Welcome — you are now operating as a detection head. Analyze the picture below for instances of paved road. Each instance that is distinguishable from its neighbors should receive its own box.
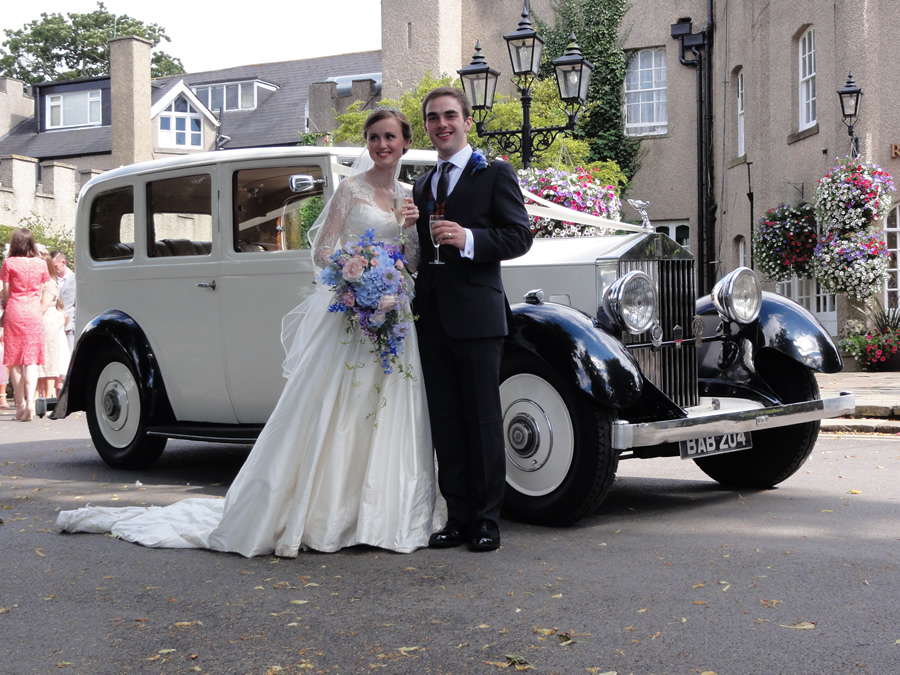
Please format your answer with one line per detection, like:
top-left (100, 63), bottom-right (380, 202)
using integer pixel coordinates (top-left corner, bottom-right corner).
top-left (1, 412), bottom-right (898, 674)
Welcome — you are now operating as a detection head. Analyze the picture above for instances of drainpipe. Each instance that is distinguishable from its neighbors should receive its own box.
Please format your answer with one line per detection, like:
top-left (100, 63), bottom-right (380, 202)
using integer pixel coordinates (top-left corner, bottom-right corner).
top-left (670, 6), bottom-right (717, 295)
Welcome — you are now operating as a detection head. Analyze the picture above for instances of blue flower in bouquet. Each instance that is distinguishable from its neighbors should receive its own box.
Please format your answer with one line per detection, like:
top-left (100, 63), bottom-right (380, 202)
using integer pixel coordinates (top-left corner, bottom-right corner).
top-left (317, 229), bottom-right (414, 374)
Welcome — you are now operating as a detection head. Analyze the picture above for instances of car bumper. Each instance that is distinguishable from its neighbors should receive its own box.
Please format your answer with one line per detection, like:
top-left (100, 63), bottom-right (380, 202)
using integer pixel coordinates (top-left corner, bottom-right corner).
top-left (611, 391), bottom-right (856, 450)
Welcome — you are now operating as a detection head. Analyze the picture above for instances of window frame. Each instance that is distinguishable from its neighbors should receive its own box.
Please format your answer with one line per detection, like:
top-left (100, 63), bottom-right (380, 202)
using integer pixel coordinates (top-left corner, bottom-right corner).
top-left (158, 95), bottom-right (204, 149)
top-left (624, 47), bottom-right (668, 136)
top-left (192, 81), bottom-right (259, 112)
top-left (798, 28), bottom-right (816, 131)
top-left (736, 70), bottom-right (745, 156)
top-left (46, 89), bottom-right (102, 129)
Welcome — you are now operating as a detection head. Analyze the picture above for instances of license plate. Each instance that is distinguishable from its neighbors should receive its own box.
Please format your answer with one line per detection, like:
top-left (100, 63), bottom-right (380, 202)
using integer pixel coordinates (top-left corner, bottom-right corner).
top-left (679, 431), bottom-right (753, 459)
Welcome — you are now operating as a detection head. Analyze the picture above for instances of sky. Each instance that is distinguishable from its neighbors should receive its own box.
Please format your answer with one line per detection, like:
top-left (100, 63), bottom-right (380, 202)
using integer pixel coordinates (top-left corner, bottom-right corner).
top-left (0, 0), bottom-right (382, 73)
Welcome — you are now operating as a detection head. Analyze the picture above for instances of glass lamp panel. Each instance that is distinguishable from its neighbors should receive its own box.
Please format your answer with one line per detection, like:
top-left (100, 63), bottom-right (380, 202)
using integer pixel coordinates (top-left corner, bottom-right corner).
top-left (578, 63), bottom-right (592, 100)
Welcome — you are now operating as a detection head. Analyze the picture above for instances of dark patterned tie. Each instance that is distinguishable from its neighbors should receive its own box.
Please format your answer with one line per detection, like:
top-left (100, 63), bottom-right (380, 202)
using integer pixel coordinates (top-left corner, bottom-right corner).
top-left (436, 161), bottom-right (452, 208)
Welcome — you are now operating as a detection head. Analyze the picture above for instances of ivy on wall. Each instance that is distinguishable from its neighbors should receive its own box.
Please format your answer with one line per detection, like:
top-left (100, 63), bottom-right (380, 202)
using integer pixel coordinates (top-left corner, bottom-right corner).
top-left (534, 0), bottom-right (641, 180)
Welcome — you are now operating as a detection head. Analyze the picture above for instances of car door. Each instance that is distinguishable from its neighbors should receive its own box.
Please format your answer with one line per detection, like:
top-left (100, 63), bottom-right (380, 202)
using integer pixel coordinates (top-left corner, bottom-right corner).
top-left (217, 157), bottom-right (332, 423)
top-left (139, 170), bottom-right (237, 423)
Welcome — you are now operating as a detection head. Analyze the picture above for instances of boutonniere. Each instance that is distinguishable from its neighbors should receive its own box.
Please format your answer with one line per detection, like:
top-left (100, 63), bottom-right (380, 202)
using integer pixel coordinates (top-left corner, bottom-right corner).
top-left (471, 150), bottom-right (489, 175)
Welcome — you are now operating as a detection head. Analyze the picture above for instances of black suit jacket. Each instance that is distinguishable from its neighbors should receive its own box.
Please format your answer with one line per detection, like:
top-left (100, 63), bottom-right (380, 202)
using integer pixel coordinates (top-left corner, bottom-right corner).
top-left (413, 154), bottom-right (532, 339)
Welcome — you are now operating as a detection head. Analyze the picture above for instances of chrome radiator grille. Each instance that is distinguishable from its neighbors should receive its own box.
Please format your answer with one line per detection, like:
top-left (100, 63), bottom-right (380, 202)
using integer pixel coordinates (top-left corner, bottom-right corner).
top-left (619, 258), bottom-right (699, 408)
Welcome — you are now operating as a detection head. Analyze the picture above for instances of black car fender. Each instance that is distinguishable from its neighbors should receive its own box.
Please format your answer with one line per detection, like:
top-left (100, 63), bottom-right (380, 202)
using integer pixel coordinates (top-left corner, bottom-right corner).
top-left (506, 302), bottom-right (643, 409)
top-left (694, 291), bottom-right (842, 402)
top-left (52, 310), bottom-right (173, 421)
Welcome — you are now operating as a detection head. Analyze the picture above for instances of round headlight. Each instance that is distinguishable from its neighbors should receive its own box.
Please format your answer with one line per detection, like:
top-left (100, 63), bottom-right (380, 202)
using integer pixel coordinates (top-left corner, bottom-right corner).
top-left (711, 267), bottom-right (761, 324)
top-left (603, 271), bottom-right (658, 334)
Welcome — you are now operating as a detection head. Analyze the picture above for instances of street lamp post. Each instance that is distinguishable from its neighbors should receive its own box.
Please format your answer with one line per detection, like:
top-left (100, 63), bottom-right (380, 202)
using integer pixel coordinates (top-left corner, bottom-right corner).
top-left (456, 3), bottom-right (592, 168)
top-left (837, 72), bottom-right (862, 159)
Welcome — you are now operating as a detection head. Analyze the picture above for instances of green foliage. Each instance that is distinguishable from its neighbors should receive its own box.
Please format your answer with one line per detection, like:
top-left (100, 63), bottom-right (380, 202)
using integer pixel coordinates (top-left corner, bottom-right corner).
top-left (295, 196), bottom-right (324, 250)
top-left (333, 73), bottom-right (481, 150)
top-left (0, 1), bottom-right (184, 84)
top-left (0, 212), bottom-right (75, 269)
top-left (534, 0), bottom-right (641, 180)
top-left (297, 132), bottom-right (330, 147)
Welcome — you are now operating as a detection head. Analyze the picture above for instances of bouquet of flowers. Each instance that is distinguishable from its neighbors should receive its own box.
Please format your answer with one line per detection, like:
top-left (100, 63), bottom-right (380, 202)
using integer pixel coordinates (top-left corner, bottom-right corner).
top-left (810, 229), bottom-right (889, 299)
top-left (751, 203), bottom-right (818, 282)
top-left (317, 229), bottom-right (414, 375)
top-left (814, 157), bottom-right (895, 231)
top-left (518, 166), bottom-right (621, 238)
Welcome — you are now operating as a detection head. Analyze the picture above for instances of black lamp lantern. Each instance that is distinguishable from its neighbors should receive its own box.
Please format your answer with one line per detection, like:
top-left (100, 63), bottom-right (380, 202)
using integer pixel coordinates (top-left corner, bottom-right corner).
top-left (552, 33), bottom-right (593, 114)
top-left (503, 5), bottom-right (544, 80)
top-left (837, 72), bottom-right (862, 158)
top-left (457, 2), bottom-right (591, 168)
top-left (458, 41), bottom-right (500, 126)
top-left (837, 72), bottom-right (862, 121)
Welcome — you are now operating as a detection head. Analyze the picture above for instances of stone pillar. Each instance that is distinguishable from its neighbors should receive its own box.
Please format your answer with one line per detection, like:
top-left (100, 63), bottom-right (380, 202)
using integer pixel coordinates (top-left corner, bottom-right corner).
top-left (0, 154), bottom-right (37, 190)
top-left (109, 36), bottom-right (153, 167)
top-left (0, 77), bottom-right (33, 137)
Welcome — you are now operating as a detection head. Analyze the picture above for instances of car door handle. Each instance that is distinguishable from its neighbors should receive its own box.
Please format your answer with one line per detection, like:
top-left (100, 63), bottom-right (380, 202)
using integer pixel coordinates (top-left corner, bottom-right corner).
top-left (196, 280), bottom-right (217, 290)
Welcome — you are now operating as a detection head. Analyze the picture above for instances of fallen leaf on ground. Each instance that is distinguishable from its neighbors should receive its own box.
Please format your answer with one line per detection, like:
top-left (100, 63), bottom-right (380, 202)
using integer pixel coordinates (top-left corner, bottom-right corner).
top-left (780, 621), bottom-right (817, 630)
top-left (848, 489), bottom-right (862, 494)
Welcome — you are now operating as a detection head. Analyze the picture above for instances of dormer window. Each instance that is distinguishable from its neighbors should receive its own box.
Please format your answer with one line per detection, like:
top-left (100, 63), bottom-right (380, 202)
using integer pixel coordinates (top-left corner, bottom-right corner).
top-left (159, 95), bottom-right (202, 148)
top-left (192, 80), bottom-right (274, 112)
top-left (47, 90), bottom-right (102, 129)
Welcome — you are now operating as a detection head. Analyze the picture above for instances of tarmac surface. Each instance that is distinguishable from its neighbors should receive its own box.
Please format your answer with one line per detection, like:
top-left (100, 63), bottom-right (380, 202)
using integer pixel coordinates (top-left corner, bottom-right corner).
top-left (816, 370), bottom-right (900, 434)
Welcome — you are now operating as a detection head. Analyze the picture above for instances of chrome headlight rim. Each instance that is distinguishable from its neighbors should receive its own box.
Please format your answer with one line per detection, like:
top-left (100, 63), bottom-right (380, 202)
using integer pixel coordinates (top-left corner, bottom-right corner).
top-left (711, 267), bottom-right (762, 325)
top-left (603, 270), bottom-right (659, 335)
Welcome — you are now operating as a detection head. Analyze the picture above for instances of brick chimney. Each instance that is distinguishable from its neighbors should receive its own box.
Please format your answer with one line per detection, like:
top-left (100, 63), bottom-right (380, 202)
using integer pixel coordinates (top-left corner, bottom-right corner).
top-left (109, 35), bottom-right (153, 167)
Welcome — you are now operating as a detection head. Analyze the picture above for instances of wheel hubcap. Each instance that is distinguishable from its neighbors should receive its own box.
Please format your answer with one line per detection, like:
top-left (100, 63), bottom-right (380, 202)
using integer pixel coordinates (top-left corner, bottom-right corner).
top-left (102, 383), bottom-right (126, 425)
top-left (500, 372), bottom-right (574, 496)
top-left (93, 361), bottom-right (141, 449)
top-left (507, 413), bottom-right (540, 459)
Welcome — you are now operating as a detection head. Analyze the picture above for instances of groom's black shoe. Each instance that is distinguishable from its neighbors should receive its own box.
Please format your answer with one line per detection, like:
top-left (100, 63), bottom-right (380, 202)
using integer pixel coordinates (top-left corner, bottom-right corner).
top-left (468, 520), bottom-right (500, 552)
top-left (429, 522), bottom-right (469, 548)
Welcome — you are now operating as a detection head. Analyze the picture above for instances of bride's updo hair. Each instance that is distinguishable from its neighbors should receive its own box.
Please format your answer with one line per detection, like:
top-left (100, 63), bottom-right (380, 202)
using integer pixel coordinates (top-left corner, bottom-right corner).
top-left (363, 108), bottom-right (413, 153)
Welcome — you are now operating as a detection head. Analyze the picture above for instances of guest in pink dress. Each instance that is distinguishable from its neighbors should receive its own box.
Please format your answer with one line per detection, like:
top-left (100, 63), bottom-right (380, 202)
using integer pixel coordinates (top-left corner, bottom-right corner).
top-left (0, 228), bottom-right (50, 421)
top-left (0, 306), bottom-right (9, 409)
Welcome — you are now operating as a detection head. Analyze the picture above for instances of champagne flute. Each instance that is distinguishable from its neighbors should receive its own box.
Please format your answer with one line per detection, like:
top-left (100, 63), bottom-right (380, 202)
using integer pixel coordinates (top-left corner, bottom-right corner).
top-left (392, 193), bottom-right (406, 226)
top-left (429, 214), bottom-right (445, 265)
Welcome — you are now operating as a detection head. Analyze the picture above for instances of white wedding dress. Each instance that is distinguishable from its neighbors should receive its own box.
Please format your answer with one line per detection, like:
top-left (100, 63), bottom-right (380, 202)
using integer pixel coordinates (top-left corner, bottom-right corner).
top-left (57, 176), bottom-right (443, 557)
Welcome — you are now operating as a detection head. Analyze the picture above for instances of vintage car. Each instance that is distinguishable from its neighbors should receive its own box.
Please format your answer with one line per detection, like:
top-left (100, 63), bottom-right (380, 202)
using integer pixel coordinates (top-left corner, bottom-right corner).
top-left (53, 146), bottom-right (854, 525)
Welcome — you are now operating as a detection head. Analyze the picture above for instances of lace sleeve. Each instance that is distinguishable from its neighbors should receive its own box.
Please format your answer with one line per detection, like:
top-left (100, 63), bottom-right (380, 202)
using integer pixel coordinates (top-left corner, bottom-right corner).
top-left (403, 226), bottom-right (422, 272)
top-left (312, 179), bottom-right (354, 270)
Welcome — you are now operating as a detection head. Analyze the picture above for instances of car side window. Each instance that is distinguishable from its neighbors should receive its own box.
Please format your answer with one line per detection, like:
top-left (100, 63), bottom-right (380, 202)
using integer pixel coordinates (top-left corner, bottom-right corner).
top-left (147, 174), bottom-right (213, 257)
top-left (89, 186), bottom-right (135, 260)
top-left (233, 166), bottom-right (325, 252)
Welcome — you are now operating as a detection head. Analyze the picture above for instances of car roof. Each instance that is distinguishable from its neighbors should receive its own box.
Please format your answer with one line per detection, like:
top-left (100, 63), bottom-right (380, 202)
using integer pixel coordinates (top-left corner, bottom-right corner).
top-left (82, 146), bottom-right (438, 192)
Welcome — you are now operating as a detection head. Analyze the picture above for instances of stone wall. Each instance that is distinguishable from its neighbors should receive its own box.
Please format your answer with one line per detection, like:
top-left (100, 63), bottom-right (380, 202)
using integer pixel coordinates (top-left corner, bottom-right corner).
top-left (0, 155), bottom-right (95, 236)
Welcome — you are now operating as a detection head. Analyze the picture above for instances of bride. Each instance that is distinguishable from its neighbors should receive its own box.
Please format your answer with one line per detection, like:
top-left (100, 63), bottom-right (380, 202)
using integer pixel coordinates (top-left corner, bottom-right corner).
top-left (57, 109), bottom-right (443, 556)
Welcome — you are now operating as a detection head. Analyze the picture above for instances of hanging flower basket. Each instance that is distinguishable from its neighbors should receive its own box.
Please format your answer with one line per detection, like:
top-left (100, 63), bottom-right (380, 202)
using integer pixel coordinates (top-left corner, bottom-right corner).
top-left (811, 228), bottom-right (890, 300)
top-left (751, 203), bottom-right (818, 282)
top-left (518, 167), bottom-right (621, 238)
top-left (814, 156), bottom-right (895, 232)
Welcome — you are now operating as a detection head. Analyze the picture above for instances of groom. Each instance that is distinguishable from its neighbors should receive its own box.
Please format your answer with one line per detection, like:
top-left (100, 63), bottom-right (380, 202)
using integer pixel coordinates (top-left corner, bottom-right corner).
top-left (413, 87), bottom-right (533, 552)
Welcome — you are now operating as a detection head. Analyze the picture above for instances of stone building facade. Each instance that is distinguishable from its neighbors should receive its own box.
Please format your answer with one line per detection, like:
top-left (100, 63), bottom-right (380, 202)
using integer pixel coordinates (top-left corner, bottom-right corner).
top-left (380, 0), bottom-right (900, 332)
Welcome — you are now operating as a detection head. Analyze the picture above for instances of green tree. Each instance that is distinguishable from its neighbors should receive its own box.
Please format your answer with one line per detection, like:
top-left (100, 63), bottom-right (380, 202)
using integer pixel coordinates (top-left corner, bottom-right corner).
top-left (0, 1), bottom-right (184, 84)
top-left (534, 0), bottom-right (641, 180)
top-left (333, 72), bottom-right (481, 150)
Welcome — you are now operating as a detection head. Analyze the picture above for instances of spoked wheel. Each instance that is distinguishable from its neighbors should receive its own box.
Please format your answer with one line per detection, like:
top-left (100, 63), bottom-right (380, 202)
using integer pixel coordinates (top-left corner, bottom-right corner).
top-left (86, 346), bottom-right (166, 469)
top-left (500, 351), bottom-right (617, 525)
top-left (694, 351), bottom-right (821, 488)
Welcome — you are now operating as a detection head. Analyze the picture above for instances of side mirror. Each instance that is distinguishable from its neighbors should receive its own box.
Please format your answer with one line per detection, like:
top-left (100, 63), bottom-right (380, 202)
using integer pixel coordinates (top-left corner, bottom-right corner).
top-left (289, 175), bottom-right (327, 193)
